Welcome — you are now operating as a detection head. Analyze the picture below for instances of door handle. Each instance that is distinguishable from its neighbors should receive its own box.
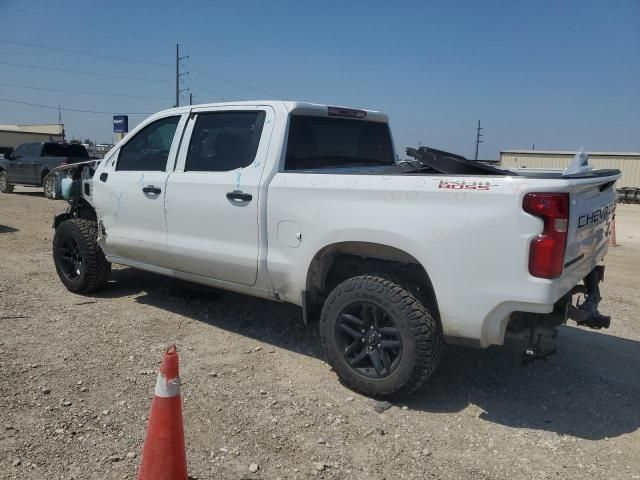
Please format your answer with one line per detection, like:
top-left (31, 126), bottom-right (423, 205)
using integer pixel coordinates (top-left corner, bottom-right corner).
top-left (142, 185), bottom-right (162, 195)
top-left (226, 190), bottom-right (252, 202)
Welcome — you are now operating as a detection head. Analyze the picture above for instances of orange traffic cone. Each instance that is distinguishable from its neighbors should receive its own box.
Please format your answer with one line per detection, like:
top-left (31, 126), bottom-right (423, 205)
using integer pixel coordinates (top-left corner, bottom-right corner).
top-left (138, 344), bottom-right (187, 480)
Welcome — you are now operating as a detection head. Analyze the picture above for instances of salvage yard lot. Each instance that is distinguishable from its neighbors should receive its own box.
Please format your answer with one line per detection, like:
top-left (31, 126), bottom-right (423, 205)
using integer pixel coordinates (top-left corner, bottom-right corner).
top-left (1, 187), bottom-right (639, 480)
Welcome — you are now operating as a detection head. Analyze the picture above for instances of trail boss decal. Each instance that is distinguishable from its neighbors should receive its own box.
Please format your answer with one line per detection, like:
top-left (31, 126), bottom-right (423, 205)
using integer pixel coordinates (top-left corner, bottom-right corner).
top-left (436, 179), bottom-right (494, 190)
top-left (578, 202), bottom-right (615, 229)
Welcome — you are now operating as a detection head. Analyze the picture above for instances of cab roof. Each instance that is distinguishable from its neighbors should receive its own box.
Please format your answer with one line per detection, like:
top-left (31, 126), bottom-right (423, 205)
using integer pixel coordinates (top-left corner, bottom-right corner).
top-left (154, 101), bottom-right (389, 123)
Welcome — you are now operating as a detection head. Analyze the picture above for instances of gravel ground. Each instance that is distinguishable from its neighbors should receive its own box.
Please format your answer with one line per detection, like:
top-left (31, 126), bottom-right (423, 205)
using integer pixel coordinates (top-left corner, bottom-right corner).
top-left (1, 187), bottom-right (639, 480)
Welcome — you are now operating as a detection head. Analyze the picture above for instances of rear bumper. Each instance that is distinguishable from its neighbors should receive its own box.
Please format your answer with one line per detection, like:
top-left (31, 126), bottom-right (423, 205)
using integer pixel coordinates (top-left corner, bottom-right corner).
top-left (471, 260), bottom-right (609, 348)
top-left (504, 265), bottom-right (609, 342)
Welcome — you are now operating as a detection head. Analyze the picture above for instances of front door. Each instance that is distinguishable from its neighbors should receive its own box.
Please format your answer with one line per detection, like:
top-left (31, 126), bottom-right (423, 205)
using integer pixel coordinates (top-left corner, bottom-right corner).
top-left (7, 144), bottom-right (29, 183)
top-left (164, 106), bottom-right (273, 285)
top-left (93, 114), bottom-right (187, 267)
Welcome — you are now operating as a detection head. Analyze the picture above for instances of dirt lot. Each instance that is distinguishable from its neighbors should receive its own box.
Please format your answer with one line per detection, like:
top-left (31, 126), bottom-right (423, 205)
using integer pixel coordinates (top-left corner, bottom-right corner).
top-left (1, 187), bottom-right (639, 480)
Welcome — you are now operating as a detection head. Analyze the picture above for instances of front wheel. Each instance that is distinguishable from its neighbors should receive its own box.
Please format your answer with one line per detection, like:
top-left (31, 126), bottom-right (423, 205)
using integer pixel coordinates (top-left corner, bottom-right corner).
top-left (319, 274), bottom-right (444, 399)
top-left (0, 171), bottom-right (14, 193)
top-left (53, 219), bottom-right (111, 294)
top-left (43, 173), bottom-right (56, 199)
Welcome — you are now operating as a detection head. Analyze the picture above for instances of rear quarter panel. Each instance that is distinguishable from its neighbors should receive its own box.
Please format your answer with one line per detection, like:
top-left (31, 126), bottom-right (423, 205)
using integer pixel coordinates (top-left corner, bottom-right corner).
top-left (267, 172), bottom-right (573, 346)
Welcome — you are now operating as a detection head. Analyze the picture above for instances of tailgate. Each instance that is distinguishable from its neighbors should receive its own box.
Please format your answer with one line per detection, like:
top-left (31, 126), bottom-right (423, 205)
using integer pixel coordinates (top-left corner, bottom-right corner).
top-left (563, 175), bottom-right (619, 274)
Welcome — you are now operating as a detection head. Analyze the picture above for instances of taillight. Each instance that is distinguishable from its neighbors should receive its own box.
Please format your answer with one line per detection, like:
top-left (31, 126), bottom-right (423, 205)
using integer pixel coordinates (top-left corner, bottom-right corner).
top-left (523, 193), bottom-right (569, 279)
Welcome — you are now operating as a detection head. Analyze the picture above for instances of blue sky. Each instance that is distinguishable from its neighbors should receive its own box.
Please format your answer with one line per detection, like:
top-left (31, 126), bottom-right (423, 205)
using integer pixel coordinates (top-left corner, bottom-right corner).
top-left (1, 0), bottom-right (638, 158)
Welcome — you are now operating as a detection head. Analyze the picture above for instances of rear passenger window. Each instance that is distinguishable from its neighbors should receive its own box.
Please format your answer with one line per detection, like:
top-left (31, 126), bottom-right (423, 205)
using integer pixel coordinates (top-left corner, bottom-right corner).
top-left (43, 143), bottom-right (66, 157)
top-left (185, 111), bottom-right (265, 172)
top-left (118, 116), bottom-right (180, 171)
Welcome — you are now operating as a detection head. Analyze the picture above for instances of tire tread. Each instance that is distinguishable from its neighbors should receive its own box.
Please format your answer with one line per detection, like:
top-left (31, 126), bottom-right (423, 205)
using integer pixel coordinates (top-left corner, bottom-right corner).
top-left (53, 219), bottom-right (110, 294)
top-left (319, 274), bottom-right (444, 399)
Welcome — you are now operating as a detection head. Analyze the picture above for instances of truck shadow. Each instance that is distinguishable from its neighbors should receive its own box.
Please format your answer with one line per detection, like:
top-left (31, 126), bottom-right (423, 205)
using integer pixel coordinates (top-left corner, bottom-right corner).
top-left (406, 329), bottom-right (640, 440)
top-left (101, 267), bottom-right (640, 440)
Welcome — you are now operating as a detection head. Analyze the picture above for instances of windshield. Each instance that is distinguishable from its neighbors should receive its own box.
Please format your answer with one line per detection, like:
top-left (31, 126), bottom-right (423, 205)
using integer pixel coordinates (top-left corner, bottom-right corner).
top-left (285, 115), bottom-right (395, 170)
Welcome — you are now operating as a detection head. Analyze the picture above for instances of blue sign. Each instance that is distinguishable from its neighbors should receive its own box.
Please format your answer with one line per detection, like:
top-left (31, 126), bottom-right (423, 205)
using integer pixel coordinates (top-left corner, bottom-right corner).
top-left (113, 115), bottom-right (129, 133)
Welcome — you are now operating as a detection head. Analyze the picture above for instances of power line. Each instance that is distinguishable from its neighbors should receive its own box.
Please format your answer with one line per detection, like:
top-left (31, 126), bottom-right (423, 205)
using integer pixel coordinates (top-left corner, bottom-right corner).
top-left (189, 66), bottom-right (280, 98)
top-left (0, 97), bottom-right (152, 115)
top-left (186, 82), bottom-right (242, 101)
top-left (0, 61), bottom-right (171, 83)
top-left (1, 39), bottom-right (280, 98)
top-left (0, 39), bottom-right (172, 67)
top-left (0, 82), bottom-right (171, 100)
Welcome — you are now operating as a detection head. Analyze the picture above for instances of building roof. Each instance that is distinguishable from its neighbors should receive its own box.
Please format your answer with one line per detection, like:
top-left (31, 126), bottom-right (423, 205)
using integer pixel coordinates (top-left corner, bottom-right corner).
top-left (501, 149), bottom-right (640, 157)
top-left (0, 124), bottom-right (64, 135)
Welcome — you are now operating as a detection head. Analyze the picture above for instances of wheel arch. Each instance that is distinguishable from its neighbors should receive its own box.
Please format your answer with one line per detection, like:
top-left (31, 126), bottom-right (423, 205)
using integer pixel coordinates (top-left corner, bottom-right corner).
top-left (304, 241), bottom-right (439, 322)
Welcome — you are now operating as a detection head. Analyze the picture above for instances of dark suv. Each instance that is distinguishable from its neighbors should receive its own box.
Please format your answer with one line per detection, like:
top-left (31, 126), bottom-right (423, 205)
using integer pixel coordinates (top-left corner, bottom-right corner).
top-left (0, 142), bottom-right (89, 198)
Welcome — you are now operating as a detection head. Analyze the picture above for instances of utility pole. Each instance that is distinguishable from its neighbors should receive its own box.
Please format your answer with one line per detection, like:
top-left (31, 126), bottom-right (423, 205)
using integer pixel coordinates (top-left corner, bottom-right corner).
top-left (175, 43), bottom-right (189, 107)
top-left (189, 93), bottom-right (193, 105)
top-left (474, 120), bottom-right (483, 160)
top-left (58, 105), bottom-right (65, 142)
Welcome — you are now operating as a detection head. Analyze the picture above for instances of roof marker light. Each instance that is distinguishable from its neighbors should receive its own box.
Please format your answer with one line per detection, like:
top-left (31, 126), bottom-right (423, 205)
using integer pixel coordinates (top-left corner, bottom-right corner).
top-left (327, 106), bottom-right (367, 119)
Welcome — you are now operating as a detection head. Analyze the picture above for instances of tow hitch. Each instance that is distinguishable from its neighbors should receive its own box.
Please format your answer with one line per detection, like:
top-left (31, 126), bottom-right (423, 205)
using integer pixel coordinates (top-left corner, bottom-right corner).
top-left (512, 265), bottom-right (610, 364)
top-left (568, 266), bottom-right (611, 329)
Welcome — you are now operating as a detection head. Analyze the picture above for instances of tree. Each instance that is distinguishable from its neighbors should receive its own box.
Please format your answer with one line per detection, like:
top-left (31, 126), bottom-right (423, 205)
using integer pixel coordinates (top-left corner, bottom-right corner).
top-left (83, 139), bottom-right (95, 146)
top-left (69, 139), bottom-right (81, 144)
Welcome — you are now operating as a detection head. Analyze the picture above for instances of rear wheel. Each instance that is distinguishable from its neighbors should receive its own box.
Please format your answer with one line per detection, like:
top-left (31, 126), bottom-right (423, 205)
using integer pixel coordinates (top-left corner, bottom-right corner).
top-left (0, 171), bottom-right (14, 193)
top-left (53, 219), bottom-right (111, 293)
top-left (320, 274), bottom-right (444, 399)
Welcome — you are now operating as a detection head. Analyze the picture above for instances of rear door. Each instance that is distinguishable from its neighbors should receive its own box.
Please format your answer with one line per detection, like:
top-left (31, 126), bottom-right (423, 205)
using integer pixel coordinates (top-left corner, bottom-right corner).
top-left (164, 106), bottom-right (273, 285)
top-left (40, 143), bottom-right (67, 181)
top-left (93, 114), bottom-right (188, 267)
top-left (24, 143), bottom-right (45, 183)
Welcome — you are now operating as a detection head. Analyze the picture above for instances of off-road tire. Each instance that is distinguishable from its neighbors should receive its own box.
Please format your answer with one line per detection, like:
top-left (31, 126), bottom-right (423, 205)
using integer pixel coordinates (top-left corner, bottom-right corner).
top-left (320, 274), bottom-right (444, 399)
top-left (0, 171), bottom-right (14, 193)
top-left (53, 219), bottom-right (111, 294)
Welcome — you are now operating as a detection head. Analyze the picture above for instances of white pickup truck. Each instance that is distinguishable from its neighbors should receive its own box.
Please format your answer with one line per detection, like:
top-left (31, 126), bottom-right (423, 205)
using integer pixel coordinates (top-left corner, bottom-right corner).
top-left (49, 101), bottom-right (620, 398)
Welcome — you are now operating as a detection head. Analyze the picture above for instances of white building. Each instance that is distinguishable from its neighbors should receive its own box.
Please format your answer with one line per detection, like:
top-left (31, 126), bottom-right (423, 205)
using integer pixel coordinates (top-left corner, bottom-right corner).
top-left (0, 124), bottom-right (65, 154)
top-left (500, 150), bottom-right (640, 188)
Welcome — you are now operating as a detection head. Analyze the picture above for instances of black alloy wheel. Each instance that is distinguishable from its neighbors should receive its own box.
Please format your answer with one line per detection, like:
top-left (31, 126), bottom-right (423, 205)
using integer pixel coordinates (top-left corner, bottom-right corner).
top-left (57, 236), bottom-right (83, 281)
top-left (336, 302), bottom-right (403, 378)
top-left (320, 274), bottom-right (444, 398)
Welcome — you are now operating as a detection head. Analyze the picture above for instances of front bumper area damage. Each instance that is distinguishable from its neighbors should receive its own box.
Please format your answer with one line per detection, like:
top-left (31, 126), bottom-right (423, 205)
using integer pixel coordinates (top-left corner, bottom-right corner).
top-left (508, 266), bottom-right (610, 363)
